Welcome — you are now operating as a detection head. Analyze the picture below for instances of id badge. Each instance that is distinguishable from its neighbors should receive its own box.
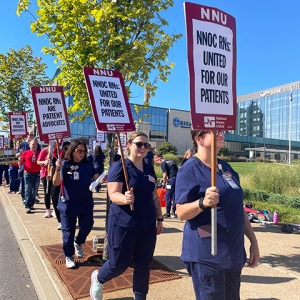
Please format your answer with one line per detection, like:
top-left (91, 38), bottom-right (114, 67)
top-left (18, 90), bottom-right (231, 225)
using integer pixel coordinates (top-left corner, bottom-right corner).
top-left (73, 171), bottom-right (79, 180)
top-left (222, 174), bottom-right (240, 189)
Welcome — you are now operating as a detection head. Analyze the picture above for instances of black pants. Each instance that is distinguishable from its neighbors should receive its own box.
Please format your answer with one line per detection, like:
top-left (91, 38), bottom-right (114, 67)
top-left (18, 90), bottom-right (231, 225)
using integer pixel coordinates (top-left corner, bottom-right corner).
top-left (51, 185), bottom-right (61, 223)
top-left (41, 177), bottom-right (52, 209)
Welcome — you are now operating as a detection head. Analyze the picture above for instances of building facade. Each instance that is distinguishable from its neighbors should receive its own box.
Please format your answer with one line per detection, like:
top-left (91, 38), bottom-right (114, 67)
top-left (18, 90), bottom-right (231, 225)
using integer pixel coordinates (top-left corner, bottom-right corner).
top-left (65, 80), bottom-right (300, 159)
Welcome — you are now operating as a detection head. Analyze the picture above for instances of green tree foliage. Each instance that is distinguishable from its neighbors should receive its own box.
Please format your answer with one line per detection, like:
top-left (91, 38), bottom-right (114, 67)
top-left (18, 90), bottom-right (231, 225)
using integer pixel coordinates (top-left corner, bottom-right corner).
top-left (157, 142), bottom-right (177, 155)
top-left (17, 0), bottom-right (182, 121)
top-left (217, 146), bottom-right (230, 156)
top-left (0, 45), bottom-right (50, 127)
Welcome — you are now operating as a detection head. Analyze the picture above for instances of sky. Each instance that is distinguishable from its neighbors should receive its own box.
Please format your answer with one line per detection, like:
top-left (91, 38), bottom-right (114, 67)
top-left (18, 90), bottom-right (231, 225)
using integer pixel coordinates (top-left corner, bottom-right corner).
top-left (1, 1), bottom-right (300, 111)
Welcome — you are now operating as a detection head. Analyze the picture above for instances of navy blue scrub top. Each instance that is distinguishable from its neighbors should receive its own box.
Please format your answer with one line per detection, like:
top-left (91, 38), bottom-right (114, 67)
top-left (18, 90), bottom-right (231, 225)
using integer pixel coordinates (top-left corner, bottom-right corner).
top-left (92, 153), bottom-right (105, 174)
top-left (108, 158), bottom-right (156, 230)
top-left (161, 160), bottom-right (178, 179)
top-left (57, 160), bottom-right (97, 217)
top-left (175, 157), bottom-right (247, 271)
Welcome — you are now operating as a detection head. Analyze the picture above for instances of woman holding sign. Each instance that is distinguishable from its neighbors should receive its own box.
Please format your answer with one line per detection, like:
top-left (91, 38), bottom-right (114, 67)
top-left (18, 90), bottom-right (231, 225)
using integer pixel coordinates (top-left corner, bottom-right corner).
top-left (174, 129), bottom-right (260, 300)
top-left (90, 131), bottom-right (163, 300)
top-left (53, 139), bottom-right (100, 269)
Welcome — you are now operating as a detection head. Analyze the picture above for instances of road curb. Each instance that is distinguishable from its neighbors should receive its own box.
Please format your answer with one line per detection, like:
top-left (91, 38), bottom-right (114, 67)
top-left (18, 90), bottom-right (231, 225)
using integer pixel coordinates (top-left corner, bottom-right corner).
top-left (0, 188), bottom-right (62, 300)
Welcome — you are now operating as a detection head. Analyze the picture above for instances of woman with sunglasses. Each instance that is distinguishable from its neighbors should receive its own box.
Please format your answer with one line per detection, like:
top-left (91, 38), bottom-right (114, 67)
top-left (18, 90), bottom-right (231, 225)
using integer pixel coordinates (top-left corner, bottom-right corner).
top-left (90, 131), bottom-right (163, 300)
top-left (53, 139), bottom-right (100, 269)
top-left (175, 130), bottom-right (260, 300)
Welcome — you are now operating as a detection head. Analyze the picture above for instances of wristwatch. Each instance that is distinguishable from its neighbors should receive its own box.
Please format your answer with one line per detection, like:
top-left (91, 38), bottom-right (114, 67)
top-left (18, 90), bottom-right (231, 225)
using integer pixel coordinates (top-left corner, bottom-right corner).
top-left (198, 197), bottom-right (208, 210)
top-left (157, 217), bottom-right (164, 222)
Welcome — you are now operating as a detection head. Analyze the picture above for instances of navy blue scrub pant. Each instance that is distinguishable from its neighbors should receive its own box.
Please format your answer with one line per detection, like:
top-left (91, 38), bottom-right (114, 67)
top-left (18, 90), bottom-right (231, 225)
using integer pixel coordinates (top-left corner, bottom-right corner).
top-left (60, 209), bottom-right (94, 257)
top-left (184, 262), bottom-right (241, 300)
top-left (166, 176), bottom-right (176, 214)
top-left (98, 220), bottom-right (157, 300)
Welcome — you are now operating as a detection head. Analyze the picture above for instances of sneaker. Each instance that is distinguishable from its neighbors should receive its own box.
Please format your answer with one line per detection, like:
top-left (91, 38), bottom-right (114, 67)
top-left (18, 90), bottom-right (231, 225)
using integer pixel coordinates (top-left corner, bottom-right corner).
top-left (30, 207), bottom-right (36, 210)
top-left (90, 270), bottom-right (103, 300)
top-left (44, 209), bottom-right (52, 218)
top-left (17, 191), bottom-right (21, 194)
top-left (5, 184), bottom-right (10, 187)
top-left (51, 210), bottom-right (57, 218)
top-left (171, 212), bottom-right (177, 219)
top-left (74, 242), bottom-right (84, 258)
top-left (35, 198), bottom-right (40, 203)
top-left (66, 256), bottom-right (75, 269)
top-left (8, 190), bottom-right (15, 194)
top-left (163, 213), bottom-right (171, 218)
top-left (57, 223), bottom-right (62, 230)
top-left (26, 208), bottom-right (31, 214)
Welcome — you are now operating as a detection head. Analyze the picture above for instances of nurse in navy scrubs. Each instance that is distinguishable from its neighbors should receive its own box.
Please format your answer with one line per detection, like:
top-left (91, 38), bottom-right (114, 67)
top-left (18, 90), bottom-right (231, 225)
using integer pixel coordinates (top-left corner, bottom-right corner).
top-left (53, 139), bottom-right (100, 269)
top-left (175, 130), bottom-right (260, 300)
top-left (90, 131), bottom-right (163, 300)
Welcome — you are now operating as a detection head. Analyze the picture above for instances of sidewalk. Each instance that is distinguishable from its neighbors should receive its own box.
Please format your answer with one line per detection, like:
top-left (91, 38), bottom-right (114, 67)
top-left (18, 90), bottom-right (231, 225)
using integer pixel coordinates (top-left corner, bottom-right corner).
top-left (1, 183), bottom-right (300, 300)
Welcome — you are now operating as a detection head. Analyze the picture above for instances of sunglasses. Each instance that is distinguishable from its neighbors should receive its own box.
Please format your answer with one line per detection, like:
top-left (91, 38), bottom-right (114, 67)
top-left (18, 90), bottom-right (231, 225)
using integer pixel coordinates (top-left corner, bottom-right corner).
top-left (199, 130), bottom-right (227, 137)
top-left (74, 149), bottom-right (87, 154)
top-left (132, 142), bottom-right (152, 149)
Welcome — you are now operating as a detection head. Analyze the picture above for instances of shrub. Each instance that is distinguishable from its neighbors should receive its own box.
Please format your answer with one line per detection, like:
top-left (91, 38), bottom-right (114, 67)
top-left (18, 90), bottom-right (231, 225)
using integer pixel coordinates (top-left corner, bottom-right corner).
top-left (156, 142), bottom-right (177, 155)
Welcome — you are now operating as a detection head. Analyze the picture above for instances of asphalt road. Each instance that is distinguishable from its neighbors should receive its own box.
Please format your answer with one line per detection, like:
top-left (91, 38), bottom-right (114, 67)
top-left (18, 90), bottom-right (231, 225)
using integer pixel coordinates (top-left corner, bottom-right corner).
top-left (0, 201), bottom-right (38, 300)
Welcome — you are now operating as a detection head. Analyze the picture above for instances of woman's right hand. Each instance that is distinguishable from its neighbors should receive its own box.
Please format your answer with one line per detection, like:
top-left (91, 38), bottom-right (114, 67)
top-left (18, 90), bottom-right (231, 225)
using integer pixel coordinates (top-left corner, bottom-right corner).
top-left (124, 188), bottom-right (134, 205)
top-left (203, 186), bottom-right (219, 207)
top-left (55, 160), bottom-right (62, 169)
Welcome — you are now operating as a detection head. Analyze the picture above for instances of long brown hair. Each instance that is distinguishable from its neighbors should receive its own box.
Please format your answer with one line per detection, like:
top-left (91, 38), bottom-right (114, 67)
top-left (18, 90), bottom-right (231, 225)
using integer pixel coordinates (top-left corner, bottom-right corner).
top-left (191, 130), bottom-right (207, 153)
top-left (63, 139), bottom-right (88, 163)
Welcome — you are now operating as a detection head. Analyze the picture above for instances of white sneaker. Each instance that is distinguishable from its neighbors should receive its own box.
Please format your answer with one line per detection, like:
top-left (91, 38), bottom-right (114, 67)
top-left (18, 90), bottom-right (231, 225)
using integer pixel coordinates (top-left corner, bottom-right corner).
top-left (171, 212), bottom-right (177, 219)
top-left (44, 209), bottom-right (52, 218)
top-left (74, 242), bottom-right (84, 258)
top-left (57, 223), bottom-right (62, 230)
top-left (51, 210), bottom-right (57, 218)
top-left (90, 270), bottom-right (103, 300)
top-left (66, 256), bottom-right (75, 269)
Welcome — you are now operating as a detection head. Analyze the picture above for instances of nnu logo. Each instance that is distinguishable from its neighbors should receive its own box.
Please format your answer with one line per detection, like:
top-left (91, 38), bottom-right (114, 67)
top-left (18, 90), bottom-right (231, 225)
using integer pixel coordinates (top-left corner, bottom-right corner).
top-left (204, 116), bottom-right (215, 128)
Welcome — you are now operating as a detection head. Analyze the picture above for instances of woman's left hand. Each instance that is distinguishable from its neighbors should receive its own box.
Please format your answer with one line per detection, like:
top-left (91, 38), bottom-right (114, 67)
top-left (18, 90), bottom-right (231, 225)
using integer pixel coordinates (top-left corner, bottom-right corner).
top-left (156, 221), bottom-right (163, 235)
top-left (248, 241), bottom-right (260, 267)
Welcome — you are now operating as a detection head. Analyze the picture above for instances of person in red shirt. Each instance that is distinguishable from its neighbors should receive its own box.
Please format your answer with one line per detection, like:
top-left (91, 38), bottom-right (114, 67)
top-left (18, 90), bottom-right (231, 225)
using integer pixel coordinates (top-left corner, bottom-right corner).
top-left (37, 144), bottom-right (55, 218)
top-left (19, 139), bottom-right (41, 214)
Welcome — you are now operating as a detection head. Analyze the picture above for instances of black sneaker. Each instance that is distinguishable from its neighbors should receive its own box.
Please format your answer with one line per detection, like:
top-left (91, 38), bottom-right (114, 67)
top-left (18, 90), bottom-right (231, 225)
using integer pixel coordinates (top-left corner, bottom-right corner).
top-left (35, 199), bottom-right (40, 203)
top-left (163, 213), bottom-right (171, 218)
top-left (26, 208), bottom-right (31, 214)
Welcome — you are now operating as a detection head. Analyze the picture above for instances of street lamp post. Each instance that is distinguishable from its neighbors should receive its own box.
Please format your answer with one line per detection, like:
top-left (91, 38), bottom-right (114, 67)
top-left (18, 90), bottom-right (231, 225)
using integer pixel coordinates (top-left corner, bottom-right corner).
top-left (289, 91), bottom-right (292, 164)
top-left (263, 129), bottom-right (266, 163)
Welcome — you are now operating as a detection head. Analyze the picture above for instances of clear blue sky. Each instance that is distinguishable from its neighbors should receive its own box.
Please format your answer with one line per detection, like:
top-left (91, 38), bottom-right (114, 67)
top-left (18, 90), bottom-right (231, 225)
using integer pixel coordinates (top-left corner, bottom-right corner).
top-left (1, 1), bottom-right (300, 111)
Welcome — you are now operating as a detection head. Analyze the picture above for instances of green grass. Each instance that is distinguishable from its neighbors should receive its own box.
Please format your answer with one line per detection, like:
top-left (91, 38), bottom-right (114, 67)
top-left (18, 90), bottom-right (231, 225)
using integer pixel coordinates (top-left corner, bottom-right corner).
top-left (229, 162), bottom-right (300, 224)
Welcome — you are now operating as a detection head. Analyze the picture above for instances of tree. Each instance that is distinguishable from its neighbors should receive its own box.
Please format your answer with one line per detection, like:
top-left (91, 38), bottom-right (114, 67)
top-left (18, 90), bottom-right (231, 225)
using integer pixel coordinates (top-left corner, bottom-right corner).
top-left (217, 146), bottom-right (230, 157)
top-left (0, 45), bottom-right (50, 128)
top-left (157, 142), bottom-right (177, 155)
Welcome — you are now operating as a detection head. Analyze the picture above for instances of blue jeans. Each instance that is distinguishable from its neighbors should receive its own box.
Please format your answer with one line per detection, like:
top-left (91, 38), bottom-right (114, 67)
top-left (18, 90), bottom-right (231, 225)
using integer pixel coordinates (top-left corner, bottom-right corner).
top-left (9, 166), bottom-right (20, 192)
top-left (0, 165), bottom-right (9, 185)
top-left (24, 172), bottom-right (40, 209)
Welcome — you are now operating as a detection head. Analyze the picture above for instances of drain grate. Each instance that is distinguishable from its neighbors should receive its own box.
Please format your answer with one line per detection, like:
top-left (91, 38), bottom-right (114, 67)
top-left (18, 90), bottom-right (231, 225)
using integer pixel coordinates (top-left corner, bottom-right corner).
top-left (41, 242), bottom-right (181, 299)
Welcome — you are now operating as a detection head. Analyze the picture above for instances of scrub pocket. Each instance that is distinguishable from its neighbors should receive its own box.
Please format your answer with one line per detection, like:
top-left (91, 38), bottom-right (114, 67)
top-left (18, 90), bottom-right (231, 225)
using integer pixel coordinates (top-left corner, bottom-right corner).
top-left (197, 224), bottom-right (211, 238)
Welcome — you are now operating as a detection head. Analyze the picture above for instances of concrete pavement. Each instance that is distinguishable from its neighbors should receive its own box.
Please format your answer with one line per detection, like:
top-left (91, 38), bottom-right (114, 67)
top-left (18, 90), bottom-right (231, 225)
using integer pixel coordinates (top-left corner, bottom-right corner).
top-left (1, 183), bottom-right (300, 300)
